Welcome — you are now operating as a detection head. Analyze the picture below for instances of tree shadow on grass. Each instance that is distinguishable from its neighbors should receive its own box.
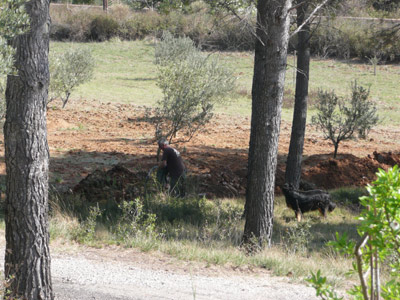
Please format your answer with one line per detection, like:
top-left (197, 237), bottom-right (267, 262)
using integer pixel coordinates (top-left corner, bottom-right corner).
top-left (272, 212), bottom-right (360, 256)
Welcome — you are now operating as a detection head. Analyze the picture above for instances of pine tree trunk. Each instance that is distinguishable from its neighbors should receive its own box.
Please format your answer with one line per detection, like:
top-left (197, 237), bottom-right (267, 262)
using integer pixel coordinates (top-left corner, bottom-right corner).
top-left (243, 0), bottom-right (292, 248)
top-left (4, 0), bottom-right (53, 298)
top-left (285, 2), bottom-right (311, 189)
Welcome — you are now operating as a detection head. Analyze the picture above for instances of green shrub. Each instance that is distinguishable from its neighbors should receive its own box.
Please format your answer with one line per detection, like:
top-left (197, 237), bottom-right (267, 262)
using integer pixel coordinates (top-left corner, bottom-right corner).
top-left (66, 11), bottom-right (101, 41)
top-left (207, 17), bottom-right (255, 51)
top-left (72, 0), bottom-right (95, 4)
top-left (72, 204), bottom-right (103, 244)
top-left (155, 31), bottom-right (197, 64)
top-left (114, 199), bottom-right (157, 241)
top-left (330, 187), bottom-right (368, 207)
top-left (50, 23), bottom-right (72, 41)
top-left (89, 15), bottom-right (119, 41)
top-left (119, 12), bottom-right (159, 40)
top-left (283, 220), bottom-right (312, 255)
top-left (309, 19), bottom-right (400, 61)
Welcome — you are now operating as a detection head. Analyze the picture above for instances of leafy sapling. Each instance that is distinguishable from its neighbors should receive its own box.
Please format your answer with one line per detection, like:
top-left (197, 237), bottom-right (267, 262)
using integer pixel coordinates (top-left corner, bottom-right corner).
top-left (154, 32), bottom-right (235, 144)
top-left (311, 81), bottom-right (378, 158)
top-left (48, 48), bottom-right (95, 108)
top-left (308, 166), bottom-right (400, 300)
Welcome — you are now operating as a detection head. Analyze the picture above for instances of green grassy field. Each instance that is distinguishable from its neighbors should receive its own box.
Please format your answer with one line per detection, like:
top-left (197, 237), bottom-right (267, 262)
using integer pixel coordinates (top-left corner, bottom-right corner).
top-left (50, 39), bottom-right (400, 124)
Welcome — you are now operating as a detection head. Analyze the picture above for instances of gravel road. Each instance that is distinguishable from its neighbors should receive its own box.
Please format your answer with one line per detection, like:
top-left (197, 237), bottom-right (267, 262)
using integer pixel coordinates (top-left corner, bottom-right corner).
top-left (0, 234), bottom-right (319, 300)
top-left (45, 245), bottom-right (319, 300)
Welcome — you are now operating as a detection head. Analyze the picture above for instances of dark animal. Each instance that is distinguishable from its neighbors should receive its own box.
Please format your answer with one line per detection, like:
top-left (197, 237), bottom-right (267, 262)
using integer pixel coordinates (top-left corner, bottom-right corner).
top-left (281, 183), bottom-right (336, 222)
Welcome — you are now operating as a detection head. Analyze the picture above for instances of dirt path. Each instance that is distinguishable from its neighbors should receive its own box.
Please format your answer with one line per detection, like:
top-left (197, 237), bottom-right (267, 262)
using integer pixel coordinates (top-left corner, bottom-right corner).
top-left (0, 235), bottom-right (319, 300)
top-left (49, 245), bottom-right (319, 300)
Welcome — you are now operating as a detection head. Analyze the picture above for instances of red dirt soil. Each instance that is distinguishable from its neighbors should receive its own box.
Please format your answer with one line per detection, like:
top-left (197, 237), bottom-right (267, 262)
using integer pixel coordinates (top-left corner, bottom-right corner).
top-left (2, 100), bottom-right (399, 199)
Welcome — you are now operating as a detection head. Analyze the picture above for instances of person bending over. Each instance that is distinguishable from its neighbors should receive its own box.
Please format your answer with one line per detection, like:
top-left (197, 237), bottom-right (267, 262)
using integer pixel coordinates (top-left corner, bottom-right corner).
top-left (157, 138), bottom-right (186, 197)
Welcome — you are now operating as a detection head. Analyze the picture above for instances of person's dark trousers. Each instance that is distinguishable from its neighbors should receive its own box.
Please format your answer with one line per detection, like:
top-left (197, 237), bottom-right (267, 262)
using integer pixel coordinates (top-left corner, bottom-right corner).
top-left (170, 172), bottom-right (186, 198)
top-left (156, 167), bottom-right (168, 187)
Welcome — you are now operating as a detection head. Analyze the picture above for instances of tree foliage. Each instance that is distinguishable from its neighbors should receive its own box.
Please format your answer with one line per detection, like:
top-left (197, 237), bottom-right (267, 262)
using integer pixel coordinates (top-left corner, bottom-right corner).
top-left (122, 0), bottom-right (194, 13)
top-left (311, 82), bottom-right (379, 158)
top-left (1, 47), bottom-right (94, 118)
top-left (48, 48), bottom-right (95, 108)
top-left (154, 32), bottom-right (235, 144)
top-left (0, 0), bottom-right (30, 119)
top-left (308, 165), bottom-right (400, 300)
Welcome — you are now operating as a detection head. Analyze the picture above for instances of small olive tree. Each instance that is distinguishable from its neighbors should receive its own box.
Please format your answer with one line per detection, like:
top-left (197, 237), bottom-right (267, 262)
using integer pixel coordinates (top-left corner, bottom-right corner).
top-left (0, 48), bottom-right (95, 120)
top-left (154, 32), bottom-right (235, 144)
top-left (311, 82), bottom-right (379, 158)
top-left (48, 48), bottom-right (95, 108)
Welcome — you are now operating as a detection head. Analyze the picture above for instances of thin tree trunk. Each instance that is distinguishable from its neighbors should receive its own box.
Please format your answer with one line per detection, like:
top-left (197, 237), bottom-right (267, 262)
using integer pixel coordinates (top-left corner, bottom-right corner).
top-left (4, 0), bottom-right (53, 298)
top-left (285, 1), bottom-right (311, 189)
top-left (243, 0), bottom-right (292, 248)
top-left (334, 143), bottom-right (339, 158)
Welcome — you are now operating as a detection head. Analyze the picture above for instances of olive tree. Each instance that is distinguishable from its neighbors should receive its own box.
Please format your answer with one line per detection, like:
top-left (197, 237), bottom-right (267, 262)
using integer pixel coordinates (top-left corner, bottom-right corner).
top-left (0, 48), bottom-right (94, 121)
top-left (311, 82), bottom-right (379, 158)
top-left (48, 48), bottom-right (95, 108)
top-left (154, 32), bottom-right (235, 144)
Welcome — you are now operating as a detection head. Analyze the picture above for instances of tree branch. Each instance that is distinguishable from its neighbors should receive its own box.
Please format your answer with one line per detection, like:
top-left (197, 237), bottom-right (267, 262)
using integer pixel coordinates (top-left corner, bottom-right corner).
top-left (288, 0), bottom-right (308, 12)
top-left (290, 0), bottom-right (330, 38)
top-left (355, 233), bottom-right (370, 300)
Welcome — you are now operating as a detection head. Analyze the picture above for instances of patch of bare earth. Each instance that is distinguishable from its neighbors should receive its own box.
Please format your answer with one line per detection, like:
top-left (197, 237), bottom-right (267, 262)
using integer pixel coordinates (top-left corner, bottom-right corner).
top-left (33, 100), bottom-right (400, 198)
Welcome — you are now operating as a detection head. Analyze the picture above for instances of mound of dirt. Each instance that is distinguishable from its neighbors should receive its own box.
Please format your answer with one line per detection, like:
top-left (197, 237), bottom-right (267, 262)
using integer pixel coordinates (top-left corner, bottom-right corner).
top-left (73, 151), bottom-right (400, 201)
top-left (302, 151), bottom-right (400, 190)
top-left (73, 165), bottom-right (146, 202)
top-left (372, 151), bottom-right (400, 166)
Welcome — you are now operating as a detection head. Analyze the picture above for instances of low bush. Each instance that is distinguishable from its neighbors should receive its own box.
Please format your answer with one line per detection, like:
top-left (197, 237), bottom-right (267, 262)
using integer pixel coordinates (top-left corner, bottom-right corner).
top-left (118, 11), bottom-right (161, 40)
top-left (206, 16), bottom-right (255, 51)
top-left (330, 187), bottom-right (368, 208)
top-left (50, 23), bottom-right (72, 41)
top-left (67, 11), bottom-right (102, 41)
top-left (89, 15), bottom-right (119, 41)
top-left (309, 18), bottom-right (400, 61)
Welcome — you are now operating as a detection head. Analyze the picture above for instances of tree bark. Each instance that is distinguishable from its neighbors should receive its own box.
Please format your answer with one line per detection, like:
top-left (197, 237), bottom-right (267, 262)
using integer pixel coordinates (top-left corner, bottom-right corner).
top-left (285, 1), bottom-right (311, 189)
top-left (243, 0), bottom-right (292, 248)
top-left (4, 0), bottom-right (53, 298)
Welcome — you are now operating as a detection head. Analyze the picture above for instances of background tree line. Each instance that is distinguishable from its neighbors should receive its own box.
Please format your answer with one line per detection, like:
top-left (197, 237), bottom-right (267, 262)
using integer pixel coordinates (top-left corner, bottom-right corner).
top-left (48, 1), bottom-right (400, 62)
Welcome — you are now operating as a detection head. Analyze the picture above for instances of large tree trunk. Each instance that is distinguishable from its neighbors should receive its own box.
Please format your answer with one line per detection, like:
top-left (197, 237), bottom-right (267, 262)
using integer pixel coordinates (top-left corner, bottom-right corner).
top-left (4, 0), bottom-right (53, 298)
top-left (285, 2), bottom-right (311, 189)
top-left (243, 0), bottom-right (292, 248)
